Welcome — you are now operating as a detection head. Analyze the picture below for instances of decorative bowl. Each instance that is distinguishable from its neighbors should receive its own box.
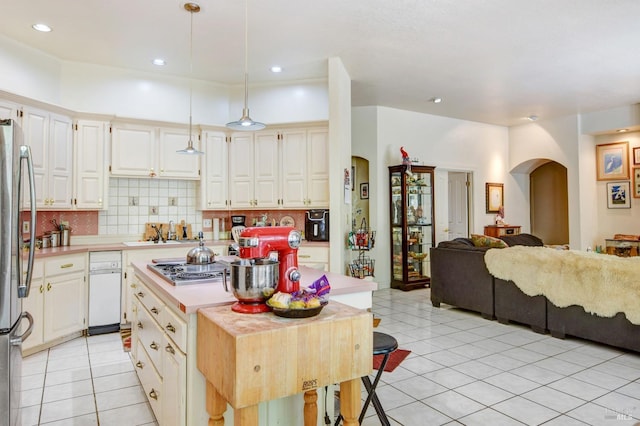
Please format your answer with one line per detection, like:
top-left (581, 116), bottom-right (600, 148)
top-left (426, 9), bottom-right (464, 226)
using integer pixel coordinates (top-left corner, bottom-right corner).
top-left (270, 302), bottom-right (328, 318)
top-left (409, 251), bottom-right (428, 261)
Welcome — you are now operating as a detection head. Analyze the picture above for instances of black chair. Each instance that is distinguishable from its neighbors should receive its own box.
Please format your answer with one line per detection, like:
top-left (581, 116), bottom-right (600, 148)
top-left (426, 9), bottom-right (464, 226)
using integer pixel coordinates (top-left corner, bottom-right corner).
top-left (335, 331), bottom-right (398, 426)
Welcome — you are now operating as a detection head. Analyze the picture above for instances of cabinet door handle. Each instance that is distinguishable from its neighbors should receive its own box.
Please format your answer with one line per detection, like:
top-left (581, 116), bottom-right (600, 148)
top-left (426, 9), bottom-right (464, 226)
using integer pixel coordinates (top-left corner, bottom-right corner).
top-left (166, 323), bottom-right (176, 333)
top-left (46, 283), bottom-right (51, 291)
top-left (39, 285), bottom-right (44, 293)
top-left (165, 344), bottom-right (175, 355)
top-left (149, 342), bottom-right (158, 351)
top-left (60, 263), bottom-right (73, 269)
top-left (148, 389), bottom-right (158, 400)
top-left (137, 321), bottom-right (143, 329)
top-left (136, 361), bottom-right (144, 369)
top-left (150, 307), bottom-right (159, 315)
top-left (137, 291), bottom-right (144, 298)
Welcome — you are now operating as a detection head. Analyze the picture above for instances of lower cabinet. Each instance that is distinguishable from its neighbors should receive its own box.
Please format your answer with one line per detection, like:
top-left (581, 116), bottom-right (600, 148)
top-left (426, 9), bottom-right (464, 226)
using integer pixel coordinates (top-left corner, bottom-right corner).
top-left (132, 278), bottom-right (187, 426)
top-left (297, 245), bottom-right (329, 270)
top-left (22, 254), bottom-right (87, 354)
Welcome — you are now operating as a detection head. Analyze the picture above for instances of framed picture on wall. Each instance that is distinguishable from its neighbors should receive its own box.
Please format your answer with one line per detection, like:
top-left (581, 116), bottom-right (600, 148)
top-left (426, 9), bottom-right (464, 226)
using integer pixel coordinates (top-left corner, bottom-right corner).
top-left (485, 182), bottom-right (503, 213)
top-left (596, 141), bottom-right (629, 181)
top-left (606, 181), bottom-right (631, 208)
top-left (360, 182), bottom-right (369, 199)
top-left (634, 147), bottom-right (640, 165)
top-left (634, 167), bottom-right (640, 198)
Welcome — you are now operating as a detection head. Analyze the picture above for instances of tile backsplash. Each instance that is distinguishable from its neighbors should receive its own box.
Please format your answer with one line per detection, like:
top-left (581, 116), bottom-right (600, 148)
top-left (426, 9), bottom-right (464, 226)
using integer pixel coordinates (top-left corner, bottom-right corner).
top-left (98, 178), bottom-right (201, 236)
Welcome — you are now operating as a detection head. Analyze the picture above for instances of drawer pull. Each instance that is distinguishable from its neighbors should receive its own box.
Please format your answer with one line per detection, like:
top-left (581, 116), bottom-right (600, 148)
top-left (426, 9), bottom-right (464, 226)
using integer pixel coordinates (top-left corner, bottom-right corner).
top-left (135, 361), bottom-right (144, 369)
top-left (150, 342), bottom-right (159, 351)
top-left (137, 321), bottom-right (143, 329)
top-left (298, 255), bottom-right (311, 258)
top-left (137, 291), bottom-right (144, 298)
top-left (166, 323), bottom-right (176, 333)
top-left (60, 263), bottom-right (73, 269)
top-left (130, 284), bottom-right (137, 288)
top-left (165, 344), bottom-right (175, 355)
top-left (150, 307), bottom-right (159, 315)
top-left (149, 389), bottom-right (158, 400)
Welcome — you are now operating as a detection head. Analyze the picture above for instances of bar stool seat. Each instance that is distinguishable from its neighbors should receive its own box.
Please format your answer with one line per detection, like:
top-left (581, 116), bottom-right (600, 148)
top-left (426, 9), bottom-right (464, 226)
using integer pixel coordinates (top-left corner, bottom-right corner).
top-left (335, 331), bottom-right (398, 425)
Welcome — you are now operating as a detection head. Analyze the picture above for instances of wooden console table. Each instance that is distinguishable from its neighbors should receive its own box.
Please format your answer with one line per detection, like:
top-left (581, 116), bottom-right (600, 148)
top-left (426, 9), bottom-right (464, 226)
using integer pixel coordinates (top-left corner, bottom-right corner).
top-left (484, 225), bottom-right (521, 237)
top-left (197, 302), bottom-right (372, 426)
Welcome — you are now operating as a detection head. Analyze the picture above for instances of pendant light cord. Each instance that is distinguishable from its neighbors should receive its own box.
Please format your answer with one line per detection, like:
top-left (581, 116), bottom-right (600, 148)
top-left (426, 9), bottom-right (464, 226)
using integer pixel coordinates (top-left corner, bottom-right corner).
top-left (243, 0), bottom-right (249, 111)
top-left (189, 7), bottom-right (194, 143)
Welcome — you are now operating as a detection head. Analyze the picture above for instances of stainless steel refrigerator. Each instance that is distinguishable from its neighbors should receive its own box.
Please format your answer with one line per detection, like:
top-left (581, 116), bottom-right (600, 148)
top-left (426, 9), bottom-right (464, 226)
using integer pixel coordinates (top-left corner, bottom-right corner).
top-left (0, 119), bottom-right (36, 426)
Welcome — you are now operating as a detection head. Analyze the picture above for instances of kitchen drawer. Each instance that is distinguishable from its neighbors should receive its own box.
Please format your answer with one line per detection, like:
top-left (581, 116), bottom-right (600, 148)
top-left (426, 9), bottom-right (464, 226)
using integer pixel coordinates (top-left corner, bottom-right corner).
top-left (23, 260), bottom-right (44, 280)
top-left (137, 304), bottom-right (164, 373)
top-left (160, 307), bottom-right (187, 354)
top-left (298, 246), bottom-right (329, 262)
top-left (135, 282), bottom-right (164, 322)
top-left (136, 339), bottom-right (163, 421)
top-left (44, 254), bottom-right (86, 276)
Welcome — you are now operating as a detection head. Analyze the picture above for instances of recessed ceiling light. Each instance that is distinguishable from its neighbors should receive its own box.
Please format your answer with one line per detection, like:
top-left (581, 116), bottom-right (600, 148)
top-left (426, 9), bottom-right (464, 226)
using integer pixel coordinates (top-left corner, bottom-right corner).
top-left (270, 66), bottom-right (282, 73)
top-left (429, 97), bottom-right (442, 103)
top-left (527, 115), bottom-right (539, 122)
top-left (32, 23), bottom-right (52, 32)
top-left (616, 129), bottom-right (628, 133)
top-left (152, 58), bottom-right (166, 66)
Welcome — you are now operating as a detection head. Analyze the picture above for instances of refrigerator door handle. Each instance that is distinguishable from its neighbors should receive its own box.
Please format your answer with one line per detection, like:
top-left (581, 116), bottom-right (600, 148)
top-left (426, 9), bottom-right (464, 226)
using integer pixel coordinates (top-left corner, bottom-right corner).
top-left (10, 311), bottom-right (34, 346)
top-left (18, 145), bottom-right (36, 298)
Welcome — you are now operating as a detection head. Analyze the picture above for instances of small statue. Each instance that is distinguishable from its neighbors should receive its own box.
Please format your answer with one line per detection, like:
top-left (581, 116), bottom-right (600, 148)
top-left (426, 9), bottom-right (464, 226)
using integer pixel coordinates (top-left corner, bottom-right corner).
top-left (495, 205), bottom-right (505, 225)
top-left (400, 146), bottom-right (411, 165)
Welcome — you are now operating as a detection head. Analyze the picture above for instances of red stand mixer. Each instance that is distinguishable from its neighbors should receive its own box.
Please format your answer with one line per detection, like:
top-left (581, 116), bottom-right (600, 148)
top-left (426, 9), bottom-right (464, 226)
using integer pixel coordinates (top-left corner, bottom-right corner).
top-left (228, 226), bottom-right (302, 313)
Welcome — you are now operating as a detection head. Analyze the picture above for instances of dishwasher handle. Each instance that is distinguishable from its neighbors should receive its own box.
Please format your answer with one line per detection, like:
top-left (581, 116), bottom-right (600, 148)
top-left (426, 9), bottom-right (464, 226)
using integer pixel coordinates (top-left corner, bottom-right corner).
top-left (89, 269), bottom-right (122, 275)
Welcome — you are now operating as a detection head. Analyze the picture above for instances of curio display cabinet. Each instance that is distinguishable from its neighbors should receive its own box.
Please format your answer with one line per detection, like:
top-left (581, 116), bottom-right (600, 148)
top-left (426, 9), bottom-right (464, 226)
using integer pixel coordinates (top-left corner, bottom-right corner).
top-left (388, 164), bottom-right (435, 290)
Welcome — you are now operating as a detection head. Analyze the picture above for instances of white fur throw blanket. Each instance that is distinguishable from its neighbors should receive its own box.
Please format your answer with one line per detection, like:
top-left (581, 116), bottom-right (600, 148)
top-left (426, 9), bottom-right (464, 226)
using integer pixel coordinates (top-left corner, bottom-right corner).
top-left (485, 246), bottom-right (640, 324)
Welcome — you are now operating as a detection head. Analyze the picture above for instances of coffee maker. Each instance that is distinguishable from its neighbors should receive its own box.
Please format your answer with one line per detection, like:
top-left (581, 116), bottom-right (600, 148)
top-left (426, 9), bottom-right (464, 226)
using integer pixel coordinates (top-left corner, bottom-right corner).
top-left (238, 226), bottom-right (303, 294)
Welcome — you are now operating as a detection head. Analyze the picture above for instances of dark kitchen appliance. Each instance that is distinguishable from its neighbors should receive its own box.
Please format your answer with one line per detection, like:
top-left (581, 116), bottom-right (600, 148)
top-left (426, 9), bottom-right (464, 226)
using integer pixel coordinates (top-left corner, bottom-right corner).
top-left (0, 119), bottom-right (36, 426)
top-left (305, 209), bottom-right (329, 241)
top-left (231, 215), bottom-right (246, 226)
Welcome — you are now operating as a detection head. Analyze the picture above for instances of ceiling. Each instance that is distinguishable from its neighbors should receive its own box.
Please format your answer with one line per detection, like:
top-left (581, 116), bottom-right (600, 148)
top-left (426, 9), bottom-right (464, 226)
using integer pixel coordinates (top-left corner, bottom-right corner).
top-left (3, 0), bottom-right (640, 127)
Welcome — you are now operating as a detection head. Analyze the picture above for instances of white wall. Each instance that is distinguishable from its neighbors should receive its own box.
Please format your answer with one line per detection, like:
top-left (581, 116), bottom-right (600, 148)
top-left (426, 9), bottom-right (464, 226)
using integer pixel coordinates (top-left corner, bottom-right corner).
top-left (353, 106), bottom-right (509, 288)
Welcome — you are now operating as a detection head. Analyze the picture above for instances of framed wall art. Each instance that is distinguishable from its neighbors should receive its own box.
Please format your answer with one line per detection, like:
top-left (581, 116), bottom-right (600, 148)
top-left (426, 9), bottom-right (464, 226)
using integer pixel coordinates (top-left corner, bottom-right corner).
top-left (634, 167), bottom-right (640, 198)
top-left (485, 182), bottom-right (503, 213)
top-left (606, 181), bottom-right (631, 209)
top-left (360, 182), bottom-right (369, 199)
top-left (596, 141), bottom-right (629, 181)
top-left (634, 147), bottom-right (640, 165)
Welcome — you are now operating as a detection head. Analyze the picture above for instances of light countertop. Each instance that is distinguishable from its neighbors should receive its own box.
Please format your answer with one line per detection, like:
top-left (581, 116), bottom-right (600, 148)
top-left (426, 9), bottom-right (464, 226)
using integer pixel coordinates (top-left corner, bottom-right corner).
top-left (132, 258), bottom-right (377, 315)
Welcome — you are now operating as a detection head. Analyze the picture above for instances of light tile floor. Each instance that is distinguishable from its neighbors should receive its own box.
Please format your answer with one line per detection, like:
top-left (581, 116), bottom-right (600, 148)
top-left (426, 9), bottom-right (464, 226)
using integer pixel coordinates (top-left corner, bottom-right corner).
top-left (21, 288), bottom-right (640, 425)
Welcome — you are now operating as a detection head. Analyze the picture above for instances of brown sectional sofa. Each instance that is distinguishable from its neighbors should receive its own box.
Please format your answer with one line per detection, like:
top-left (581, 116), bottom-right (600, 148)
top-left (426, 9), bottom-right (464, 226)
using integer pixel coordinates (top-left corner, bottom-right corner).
top-left (430, 234), bottom-right (640, 352)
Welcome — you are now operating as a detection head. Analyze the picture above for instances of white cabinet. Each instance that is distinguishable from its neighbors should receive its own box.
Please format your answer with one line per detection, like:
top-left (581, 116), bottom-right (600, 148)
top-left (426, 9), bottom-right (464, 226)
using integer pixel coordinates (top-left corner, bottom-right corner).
top-left (73, 120), bottom-right (109, 209)
top-left (111, 122), bottom-right (200, 179)
top-left (0, 99), bottom-right (20, 121)
top-left (23, 107), bottom-right (73, 209)
top-left (297, 245), bottom-right (329, 271)
top-left (228, 132), bottom-right (279, 208)
top-left (21, 254), bottom-right (86, 353)
top-left (198, 130), bottom-right (228, 210)
top-left (132, 279), bottom-right (187, 426)
top-left (281, 128), bottom-right (329, 208)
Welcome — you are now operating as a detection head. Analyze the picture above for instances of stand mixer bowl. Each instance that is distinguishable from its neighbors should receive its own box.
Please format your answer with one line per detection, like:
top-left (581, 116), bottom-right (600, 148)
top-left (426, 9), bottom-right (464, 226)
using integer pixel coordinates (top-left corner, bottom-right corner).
top-left (224, 259), bottom-right (279, 312)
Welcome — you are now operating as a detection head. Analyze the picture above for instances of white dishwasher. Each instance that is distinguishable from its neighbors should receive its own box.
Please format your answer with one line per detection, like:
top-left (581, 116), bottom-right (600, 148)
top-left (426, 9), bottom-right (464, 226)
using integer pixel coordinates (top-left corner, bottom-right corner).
top-left (88, 251), bottom-right (122, 335)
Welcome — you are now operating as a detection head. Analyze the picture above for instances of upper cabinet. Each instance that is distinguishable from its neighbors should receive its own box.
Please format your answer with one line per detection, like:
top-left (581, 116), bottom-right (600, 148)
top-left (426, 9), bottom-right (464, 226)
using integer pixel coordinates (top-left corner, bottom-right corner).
top-left (73, 120), bottom-right (109, 210)
top-left (226, 126), bottom-right (329, 210)
top-left (199, 130), bottom-right (228, 210)
top-left (23, 107), bottom-right (73, 210)
top-left (281, 128), bottom-right (329, 208)
top-left (111, 121), bottom-right (200, 180)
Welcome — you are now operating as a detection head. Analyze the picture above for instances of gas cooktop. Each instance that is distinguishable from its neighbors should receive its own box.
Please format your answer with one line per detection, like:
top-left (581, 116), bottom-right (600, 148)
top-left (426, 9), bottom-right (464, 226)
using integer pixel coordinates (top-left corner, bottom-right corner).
top-left (147, 262), bottom-right (229, 286)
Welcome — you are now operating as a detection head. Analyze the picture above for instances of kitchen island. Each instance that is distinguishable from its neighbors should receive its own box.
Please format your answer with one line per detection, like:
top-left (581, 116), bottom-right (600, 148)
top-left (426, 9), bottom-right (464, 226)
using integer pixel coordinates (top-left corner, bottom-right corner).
top-left (130, 259), bottom-right (377, 426)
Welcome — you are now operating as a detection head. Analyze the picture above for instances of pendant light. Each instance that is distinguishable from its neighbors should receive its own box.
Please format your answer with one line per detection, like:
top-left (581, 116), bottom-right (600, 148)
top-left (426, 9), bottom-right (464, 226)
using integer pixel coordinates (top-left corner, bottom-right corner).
top-left (177, 2), bottom-right (205, 154)
top-left (226, 0), bottom-right (265, 131)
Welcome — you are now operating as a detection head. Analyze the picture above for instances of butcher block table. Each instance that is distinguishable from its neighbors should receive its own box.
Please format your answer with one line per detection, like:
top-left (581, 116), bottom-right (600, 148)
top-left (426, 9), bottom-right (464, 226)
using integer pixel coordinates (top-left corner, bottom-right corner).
top-left (197, 301), bottom-right (373, 426)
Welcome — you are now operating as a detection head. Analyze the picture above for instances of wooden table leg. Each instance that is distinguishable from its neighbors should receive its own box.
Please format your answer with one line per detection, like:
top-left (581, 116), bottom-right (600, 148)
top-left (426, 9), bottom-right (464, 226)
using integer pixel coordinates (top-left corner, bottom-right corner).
top-left (340, 378), bottom-right (361, 426)
top-left (303, 389), bottom-right (318, 426)
top-left (206, 380), bottom-right (227, 426)
top-left (234, 405), bottom-right (259, 426)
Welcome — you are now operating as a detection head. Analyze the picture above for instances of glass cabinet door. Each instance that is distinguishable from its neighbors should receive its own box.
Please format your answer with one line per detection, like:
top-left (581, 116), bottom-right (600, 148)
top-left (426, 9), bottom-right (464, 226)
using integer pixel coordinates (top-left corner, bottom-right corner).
top-left (389, 164), bottom-right (435, 290)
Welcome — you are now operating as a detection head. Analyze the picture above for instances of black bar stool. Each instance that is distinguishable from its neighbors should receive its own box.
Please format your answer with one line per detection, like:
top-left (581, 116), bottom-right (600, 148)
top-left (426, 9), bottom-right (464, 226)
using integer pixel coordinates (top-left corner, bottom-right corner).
top-left (335, 331), bottom-right (398, 426)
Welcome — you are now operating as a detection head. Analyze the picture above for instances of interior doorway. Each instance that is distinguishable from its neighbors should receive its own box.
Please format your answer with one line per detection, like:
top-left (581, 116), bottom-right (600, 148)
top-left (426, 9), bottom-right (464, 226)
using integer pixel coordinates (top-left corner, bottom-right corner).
top-left (447, 171), bottom-right (471, 240)
top-left (351, 156), bottom-right (369, 230)
top-left (530, 161), bottom-right (569, 244)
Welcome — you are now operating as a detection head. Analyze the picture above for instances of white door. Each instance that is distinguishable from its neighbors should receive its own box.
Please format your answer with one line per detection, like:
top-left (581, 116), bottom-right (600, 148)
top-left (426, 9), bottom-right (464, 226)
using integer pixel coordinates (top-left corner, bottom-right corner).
top-left (448, 171), bottom-right (470, 240)
top-left (200, 131), bottom-right (228, 210)
top-left (228, 133), bottom-right (254, 208)
top-left (74, 120), bottom-right (108, 209)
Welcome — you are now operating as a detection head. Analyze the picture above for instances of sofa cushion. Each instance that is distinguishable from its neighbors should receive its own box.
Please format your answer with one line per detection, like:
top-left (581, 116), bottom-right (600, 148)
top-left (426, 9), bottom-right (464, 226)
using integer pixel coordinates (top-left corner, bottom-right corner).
top-left (471, 234), bottom-right (509, 248)
top-left (499, 233), bottom-right (543, 247)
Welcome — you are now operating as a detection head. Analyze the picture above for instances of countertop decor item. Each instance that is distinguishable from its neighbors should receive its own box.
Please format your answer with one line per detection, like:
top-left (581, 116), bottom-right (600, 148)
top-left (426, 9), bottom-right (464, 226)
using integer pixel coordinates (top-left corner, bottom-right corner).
top-left (279, 215), bottom-right (294, 227)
